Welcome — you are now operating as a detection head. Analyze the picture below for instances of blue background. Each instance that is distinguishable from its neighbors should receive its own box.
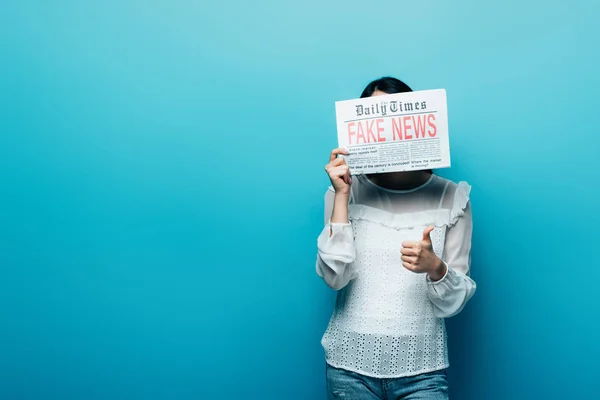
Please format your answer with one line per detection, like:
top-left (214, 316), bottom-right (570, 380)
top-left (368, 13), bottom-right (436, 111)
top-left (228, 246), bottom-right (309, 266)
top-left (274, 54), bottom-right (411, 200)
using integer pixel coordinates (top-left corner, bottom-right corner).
top-left (1, 1), bottom-right (599, 399)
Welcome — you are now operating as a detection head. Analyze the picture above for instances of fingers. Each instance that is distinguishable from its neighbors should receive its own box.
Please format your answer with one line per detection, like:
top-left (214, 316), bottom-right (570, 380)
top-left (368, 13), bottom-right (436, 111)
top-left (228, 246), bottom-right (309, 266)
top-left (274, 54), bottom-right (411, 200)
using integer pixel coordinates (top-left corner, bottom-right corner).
top-left (401, 247), bottom-right (418, 256)
top-left (326, 157), bottom-right (346, 169)
top-left (330, 148), bottom-right (349, 163)
top-left (326, 149), bottom-right (352, 187)
top-left (401, 255), bottom-right (417, 264)
top-left (401, 241), bottom-right (417, 249)
top-left (325, 156), bottom-right (347, 176)
top-left (344, 163), bottom-right (352, 185)
top-left (402, 262), bottom-right (417, 271)
top-left (327, 165), bottom-right (350, 180)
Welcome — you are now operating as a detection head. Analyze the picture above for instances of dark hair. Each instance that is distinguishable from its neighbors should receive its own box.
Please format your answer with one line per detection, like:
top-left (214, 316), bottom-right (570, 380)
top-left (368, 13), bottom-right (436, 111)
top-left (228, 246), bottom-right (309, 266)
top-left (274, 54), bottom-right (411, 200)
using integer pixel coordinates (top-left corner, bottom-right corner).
top-left (360, 77), bottom-right (412, 98)
top-left (361, 77), bottom-right (433, 174)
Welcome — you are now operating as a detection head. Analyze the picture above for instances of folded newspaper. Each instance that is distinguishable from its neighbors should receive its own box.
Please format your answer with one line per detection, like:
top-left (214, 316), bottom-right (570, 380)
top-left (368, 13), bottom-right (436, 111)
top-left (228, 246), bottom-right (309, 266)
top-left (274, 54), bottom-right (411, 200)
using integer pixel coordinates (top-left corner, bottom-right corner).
top-left (335, 89), bottom-right (451, 174)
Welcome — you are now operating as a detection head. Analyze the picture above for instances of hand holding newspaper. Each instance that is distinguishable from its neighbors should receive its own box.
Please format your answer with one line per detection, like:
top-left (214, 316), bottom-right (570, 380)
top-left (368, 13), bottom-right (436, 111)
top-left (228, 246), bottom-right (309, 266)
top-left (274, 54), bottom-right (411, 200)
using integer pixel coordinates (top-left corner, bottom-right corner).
top-left (335, 89), bottom-right (451, 175)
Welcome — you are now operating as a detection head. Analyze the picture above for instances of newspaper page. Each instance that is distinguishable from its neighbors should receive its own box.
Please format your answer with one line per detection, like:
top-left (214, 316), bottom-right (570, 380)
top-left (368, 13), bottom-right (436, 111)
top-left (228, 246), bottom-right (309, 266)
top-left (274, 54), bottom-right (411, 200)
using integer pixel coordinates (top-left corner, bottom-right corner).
top-left (335, 89), bottom-right (451, 174)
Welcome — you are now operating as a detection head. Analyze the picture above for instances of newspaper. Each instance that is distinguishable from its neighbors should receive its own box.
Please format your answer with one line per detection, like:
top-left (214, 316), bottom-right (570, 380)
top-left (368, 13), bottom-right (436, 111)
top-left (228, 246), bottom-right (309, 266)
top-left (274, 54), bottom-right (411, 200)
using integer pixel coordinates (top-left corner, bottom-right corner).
top-left (335, 89), bottom-right (451, 174)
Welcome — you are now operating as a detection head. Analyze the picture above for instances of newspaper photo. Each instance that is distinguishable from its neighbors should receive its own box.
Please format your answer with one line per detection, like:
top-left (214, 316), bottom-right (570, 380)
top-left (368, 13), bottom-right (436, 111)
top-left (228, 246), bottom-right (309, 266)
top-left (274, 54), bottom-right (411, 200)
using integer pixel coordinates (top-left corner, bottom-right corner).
top-left (335, 89), bottom-right (451, 174)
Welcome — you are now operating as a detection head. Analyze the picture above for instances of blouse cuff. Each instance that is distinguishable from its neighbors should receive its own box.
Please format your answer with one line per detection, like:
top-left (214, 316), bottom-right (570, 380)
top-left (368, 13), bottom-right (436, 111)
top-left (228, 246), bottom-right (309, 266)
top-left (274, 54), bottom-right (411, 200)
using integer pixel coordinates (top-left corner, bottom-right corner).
top-left (317, 221), bottom-right (356, 265)
top-left (426, 266), bottom-right (462, 296)
top-left (319, 219), bottom-right (353, 240)
top-left (328, 220), bottom-right (351, 227)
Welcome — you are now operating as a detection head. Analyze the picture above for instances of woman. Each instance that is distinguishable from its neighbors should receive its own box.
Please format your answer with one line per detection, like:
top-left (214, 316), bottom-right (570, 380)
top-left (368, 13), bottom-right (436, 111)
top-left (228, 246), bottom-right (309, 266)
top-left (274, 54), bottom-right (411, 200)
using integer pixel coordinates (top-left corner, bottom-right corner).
top-left (317, 77), bottom-right (476, 399)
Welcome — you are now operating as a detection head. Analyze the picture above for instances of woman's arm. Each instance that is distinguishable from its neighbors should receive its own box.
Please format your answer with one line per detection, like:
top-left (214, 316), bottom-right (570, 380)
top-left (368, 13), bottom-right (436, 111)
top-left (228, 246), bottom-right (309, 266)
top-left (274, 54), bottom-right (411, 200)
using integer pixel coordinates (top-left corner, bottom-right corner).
top-left (426, 200), bottom-right (477, 318)
top-left (315, 148), bottom-right (357, 290)
top-left (316, 189), bottom-right (357, 290)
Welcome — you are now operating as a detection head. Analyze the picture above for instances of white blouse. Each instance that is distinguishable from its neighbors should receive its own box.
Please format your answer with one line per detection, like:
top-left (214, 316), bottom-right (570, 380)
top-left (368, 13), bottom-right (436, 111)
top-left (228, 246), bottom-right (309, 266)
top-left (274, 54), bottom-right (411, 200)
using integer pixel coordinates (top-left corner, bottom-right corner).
top-left (316, 174), bottom-right (476, 378)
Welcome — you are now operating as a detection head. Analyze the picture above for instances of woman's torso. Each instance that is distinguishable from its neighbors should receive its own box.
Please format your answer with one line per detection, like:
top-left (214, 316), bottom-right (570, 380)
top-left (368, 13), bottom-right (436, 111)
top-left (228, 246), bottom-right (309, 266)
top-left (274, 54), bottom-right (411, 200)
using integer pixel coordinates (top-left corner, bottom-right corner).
top-left (322, 174), bottom-right (459, 378)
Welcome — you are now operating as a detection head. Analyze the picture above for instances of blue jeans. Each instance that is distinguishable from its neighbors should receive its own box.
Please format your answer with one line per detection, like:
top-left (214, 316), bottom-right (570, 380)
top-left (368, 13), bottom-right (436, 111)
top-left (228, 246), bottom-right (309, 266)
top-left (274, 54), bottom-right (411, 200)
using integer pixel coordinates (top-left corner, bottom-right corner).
top-left (326, 364), bottom-right (449, 400)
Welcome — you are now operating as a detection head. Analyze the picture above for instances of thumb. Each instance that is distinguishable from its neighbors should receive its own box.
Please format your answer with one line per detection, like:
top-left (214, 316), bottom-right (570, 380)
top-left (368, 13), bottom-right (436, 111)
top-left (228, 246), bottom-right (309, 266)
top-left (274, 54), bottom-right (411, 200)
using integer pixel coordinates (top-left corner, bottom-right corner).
top-left (422, 226), bottom-right (434, 243)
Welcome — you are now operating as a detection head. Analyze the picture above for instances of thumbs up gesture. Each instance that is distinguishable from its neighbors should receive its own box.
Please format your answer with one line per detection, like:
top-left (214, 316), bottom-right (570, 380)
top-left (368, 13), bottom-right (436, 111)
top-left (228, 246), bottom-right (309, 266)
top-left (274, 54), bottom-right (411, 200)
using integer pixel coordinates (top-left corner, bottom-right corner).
top-left (401, 226), bottom-right (447, 281)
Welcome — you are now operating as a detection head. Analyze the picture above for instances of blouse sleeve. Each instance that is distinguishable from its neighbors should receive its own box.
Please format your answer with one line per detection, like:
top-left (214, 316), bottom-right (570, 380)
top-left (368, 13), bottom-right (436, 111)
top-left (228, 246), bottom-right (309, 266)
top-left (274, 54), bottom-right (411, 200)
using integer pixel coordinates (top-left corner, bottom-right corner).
top-left (426, 182), bottom-right (477, 318)
top-left (316, 188), bottom-right (357, 290)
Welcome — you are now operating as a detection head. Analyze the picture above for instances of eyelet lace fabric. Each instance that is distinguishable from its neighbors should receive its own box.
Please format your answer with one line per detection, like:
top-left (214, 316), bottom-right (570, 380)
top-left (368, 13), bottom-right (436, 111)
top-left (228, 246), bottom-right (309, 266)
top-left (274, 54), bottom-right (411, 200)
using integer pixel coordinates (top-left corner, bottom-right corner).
top-left (319, 176), bottom-right (472, 378)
